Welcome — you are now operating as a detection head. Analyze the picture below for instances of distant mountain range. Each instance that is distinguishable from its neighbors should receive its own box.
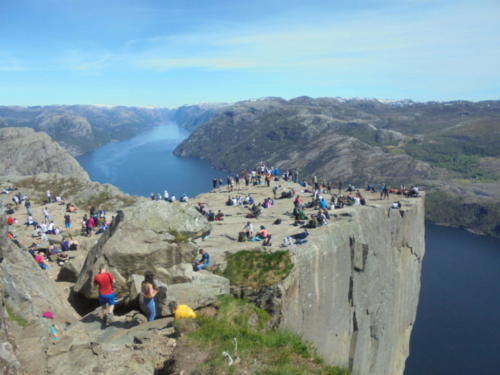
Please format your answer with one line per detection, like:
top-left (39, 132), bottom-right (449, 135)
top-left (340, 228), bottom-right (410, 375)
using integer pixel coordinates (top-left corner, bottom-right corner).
top-left (174, 97), bottom-right (500, 237)
top-left (0, 103), bottom-right (226, 156)
top-left (1, 98), bottom-right (499, 237)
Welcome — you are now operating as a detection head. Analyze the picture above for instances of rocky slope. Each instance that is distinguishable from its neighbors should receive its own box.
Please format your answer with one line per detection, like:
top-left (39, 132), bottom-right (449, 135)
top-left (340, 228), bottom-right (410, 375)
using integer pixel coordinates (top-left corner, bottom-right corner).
top-left (0, 128), bottom-right (89, 180)
top-left (175, 97), bottom-right (500, 237)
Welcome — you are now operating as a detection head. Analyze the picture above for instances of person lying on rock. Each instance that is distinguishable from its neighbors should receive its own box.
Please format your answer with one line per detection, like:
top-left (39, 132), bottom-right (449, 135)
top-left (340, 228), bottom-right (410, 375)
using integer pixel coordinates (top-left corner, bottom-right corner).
top-left (169, 301), bottom-right (197, 320)
top-left (93, 264), bottom-right (116, 327)
top-left (141, 271), bottom-right (159, 322)
top-left (34, 251), bottom-right (49, 270)
top-left (193, 249), bottom-right (210, 271)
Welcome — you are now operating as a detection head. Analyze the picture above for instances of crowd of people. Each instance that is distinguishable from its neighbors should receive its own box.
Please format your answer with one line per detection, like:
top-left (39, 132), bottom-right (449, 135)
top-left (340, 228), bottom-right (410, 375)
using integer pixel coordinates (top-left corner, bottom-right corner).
top-left (2, 161), bottom-right (421, 328)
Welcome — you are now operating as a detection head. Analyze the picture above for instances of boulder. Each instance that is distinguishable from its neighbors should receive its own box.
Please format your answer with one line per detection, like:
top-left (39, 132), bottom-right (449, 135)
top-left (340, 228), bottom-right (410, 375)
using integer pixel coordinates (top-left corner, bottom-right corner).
top-left (47, 234), bottom-right (64, 245)
top-left (74, 201), bottom-right (211, 299)
top-left (56, 262), bottom-right (79, 283)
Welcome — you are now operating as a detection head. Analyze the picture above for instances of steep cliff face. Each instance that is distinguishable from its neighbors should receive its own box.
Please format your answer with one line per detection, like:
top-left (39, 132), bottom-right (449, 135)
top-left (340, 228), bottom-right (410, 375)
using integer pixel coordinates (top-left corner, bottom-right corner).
top-left (280, 197), bottom-right (425, 375)
top-left (0, 127), bottom-right (89, 180)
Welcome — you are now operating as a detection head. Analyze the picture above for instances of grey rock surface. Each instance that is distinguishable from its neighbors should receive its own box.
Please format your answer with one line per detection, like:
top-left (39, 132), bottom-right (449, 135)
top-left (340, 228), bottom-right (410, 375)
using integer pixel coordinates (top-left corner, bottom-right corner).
top-left (0, 127), bottom-right (89, 180)
top-left (279, 197), bottom-right (425, 375)
top-left (74, 200), bottom-right (211, 299)
top-left (56, 262), bottom-right (79, 283)
top-left (0, 202), bottom-right (77, 374)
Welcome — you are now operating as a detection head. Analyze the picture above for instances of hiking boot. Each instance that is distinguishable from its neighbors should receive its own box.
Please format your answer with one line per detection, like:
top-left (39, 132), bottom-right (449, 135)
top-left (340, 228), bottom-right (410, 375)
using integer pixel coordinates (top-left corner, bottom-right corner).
top-left (106, 313), bottom-right (113, 325)
top-left (101, 314), bottom-right (107, 330)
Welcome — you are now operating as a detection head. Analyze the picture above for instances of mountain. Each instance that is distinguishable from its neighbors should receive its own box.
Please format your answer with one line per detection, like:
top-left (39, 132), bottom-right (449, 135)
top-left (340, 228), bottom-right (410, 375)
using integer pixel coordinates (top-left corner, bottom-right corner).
top-left (0, 105), bottom-right (174, 156)
top-left (0, 104), bottom-right (226, 157)
top-left (0, 127), bottom-right (89, 180)
top-left (175, 97), bottom-right (500, 237)
top-left (171, 103), bottom-right (228, 132)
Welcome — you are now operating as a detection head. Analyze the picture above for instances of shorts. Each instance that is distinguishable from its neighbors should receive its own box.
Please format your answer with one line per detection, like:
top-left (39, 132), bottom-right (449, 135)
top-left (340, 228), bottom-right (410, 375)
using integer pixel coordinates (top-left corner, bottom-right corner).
top-left (65, 223), bottom-right (71, 229)
top-left (99, 293), bottom-right (116, 306)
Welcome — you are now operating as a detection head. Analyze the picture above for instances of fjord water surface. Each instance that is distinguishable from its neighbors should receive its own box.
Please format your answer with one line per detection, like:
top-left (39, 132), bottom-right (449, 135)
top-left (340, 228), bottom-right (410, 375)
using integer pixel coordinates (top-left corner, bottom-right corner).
top-left (77, 123), bottom-right (500, 375)
top-left (405, 224), bottom-right (500, 375)
top-left (77, 124), bottom-right (227, 197)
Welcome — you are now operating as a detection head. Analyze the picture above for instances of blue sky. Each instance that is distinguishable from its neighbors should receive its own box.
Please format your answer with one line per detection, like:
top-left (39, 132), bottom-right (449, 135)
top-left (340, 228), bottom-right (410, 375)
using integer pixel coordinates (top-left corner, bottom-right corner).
top-left (1, 0), bottom-right (499, 107)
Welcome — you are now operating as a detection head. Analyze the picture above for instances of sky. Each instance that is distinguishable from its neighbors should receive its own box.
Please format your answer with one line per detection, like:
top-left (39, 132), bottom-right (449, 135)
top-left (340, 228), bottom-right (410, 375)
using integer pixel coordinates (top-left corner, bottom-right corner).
top-left (0, 0), bottom-right (499, 107)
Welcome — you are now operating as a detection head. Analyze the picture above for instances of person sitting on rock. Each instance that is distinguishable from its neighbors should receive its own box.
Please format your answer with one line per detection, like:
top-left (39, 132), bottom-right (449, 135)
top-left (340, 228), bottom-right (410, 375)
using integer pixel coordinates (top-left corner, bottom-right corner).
top-left (242, 221), bottom-right (254, 240)
top-left (207, 210), bottom-right (215, 222)
top-left (169, 301), bottom-right (197, 319)
top-left (141, 271), bottom-right (159, 322)
top-left (193, 249), bottom-right (210, 271)
top-left (215, 210), bottom-right (224, 221)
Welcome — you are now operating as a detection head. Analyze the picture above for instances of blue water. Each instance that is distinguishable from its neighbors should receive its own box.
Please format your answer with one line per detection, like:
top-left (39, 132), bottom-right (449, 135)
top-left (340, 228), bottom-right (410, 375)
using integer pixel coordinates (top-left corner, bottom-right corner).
top-left (77, 124), bottom-right (227, 198)
top-left (77, 124), bottom-right (500, 374)
top-left (405, 224), bottom-right (500, 375)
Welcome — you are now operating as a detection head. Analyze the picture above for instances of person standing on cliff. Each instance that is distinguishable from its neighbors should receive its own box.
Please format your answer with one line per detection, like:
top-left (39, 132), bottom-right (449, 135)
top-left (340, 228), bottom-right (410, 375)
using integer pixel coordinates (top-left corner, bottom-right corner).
top-left (94, 264), bottom-right (116, 328)
top-left (141, 271), bottom-right (158, 322)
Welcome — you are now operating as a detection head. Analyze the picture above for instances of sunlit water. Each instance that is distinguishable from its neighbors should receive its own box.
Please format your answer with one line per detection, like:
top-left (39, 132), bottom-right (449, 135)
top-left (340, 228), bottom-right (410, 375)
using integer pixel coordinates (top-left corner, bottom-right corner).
top-left (77, 124), bottom-right (227, 198)
top-left (77, 125), bottom-right (500, 375)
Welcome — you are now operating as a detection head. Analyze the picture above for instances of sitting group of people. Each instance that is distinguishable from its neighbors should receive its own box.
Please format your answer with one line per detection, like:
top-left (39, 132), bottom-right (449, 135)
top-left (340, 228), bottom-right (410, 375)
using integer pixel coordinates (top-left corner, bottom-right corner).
top-left (195, 203), bottom-right (225, 222)
top-left (81, 207), bottom-right (109, 236)
top-left (238, 223), bottom-right (272, 246)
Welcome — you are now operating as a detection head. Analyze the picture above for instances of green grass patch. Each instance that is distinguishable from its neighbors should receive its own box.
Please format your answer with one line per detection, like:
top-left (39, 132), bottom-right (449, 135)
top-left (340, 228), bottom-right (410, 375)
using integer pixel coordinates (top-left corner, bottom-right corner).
top-left (222, 250), bottom-right (293, 288)
top-left (76, 191), bottom-right (136, 211)
top-left (187, 296), bottom-right (348, 375)
top-left (5, 303), bottom-right (28, 327)
top-left (16, 176), bottom-right (86, 203)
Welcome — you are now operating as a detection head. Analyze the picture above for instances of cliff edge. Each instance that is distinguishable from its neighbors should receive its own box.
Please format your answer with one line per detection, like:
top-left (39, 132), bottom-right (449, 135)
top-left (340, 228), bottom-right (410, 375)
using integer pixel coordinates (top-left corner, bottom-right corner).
top-left (190, 181), bottom-right (425, 375)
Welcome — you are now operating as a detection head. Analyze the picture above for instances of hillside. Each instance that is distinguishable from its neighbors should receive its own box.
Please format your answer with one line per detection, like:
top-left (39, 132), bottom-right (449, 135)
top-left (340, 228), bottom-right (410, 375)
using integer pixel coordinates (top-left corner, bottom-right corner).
top-left (0, 104), bottom-right (224, 156)
top-left (0, 127), bottom-right (89, 180)
top-left (175, 97), bottom-right (500, 237)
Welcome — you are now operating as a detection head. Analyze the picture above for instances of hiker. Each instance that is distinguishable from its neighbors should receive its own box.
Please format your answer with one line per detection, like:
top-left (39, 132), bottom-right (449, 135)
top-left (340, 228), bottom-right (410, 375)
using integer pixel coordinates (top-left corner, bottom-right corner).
top-left (93, 264), bottom-right (116, 326)
top-left (193, 249), bottom-right (210, 271)
top-left (381, 184), bottom-right (389, 200)
top-left (66, 203), bottom-right (76, 212)
top-left (42, 207), bottom-right (51, 223)
top-left (141, 271), bottom-right (158, 322)
top-left (284, 229), bottom-right (309, 246)
top-left (34, 251), bottom-right (49, 270)
top-left (169, 301), bottom-right (197, 319)
top-left (64, 214), bottom-right (71, 231)
top-left (212, 178), bottom-right (218, 190)
top-left (46, 190), bottom-right (51, 203)
top-left (242, 221), bottom-right (253, 239)
top-left (215, 210), bottom-right (224, 221)
top-left (24, 198), bottom-right (31, 215)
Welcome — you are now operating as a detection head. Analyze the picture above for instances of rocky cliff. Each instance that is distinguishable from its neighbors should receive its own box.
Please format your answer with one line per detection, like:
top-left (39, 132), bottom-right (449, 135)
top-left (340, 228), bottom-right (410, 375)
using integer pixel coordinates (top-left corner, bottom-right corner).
top-left (0, 128), bottom-right (89, 180)
top-left (279, 194), bottom-right (425, 374)
top-left (188, 181), bottom-right (425, 375)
